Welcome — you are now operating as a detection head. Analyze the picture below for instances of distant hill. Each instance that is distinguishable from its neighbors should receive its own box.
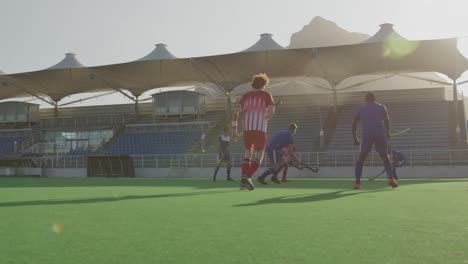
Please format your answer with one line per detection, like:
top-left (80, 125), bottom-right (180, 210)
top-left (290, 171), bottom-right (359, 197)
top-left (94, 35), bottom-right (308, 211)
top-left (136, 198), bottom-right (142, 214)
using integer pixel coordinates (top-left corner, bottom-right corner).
top-left (289, 16), bottom-right (369, 48)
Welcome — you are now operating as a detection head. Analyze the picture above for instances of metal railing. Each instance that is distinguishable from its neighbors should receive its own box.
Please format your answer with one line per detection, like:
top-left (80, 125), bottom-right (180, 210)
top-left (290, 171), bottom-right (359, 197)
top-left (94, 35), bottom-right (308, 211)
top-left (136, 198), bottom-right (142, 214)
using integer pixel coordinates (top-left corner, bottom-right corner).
top-left (40, 114), bottom-right (137, 130)
top-left (14, 149), bottom-right (467, 169)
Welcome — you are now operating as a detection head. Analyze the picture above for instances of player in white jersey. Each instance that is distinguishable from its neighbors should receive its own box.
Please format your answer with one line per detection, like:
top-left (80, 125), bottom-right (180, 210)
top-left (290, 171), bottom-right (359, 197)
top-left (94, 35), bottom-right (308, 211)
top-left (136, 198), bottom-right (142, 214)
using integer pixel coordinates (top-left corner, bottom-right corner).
top-left (232, 73), bottom-right (275, 191)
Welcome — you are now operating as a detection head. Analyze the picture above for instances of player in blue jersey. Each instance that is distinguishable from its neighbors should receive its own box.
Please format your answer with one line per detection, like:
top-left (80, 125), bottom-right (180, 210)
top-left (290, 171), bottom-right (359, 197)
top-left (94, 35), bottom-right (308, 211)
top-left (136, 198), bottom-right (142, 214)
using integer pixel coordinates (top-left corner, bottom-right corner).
top-left (352, 92), bottom-right (398, 189)
top-left (276, 145), bottom-right (297, 183)
top-left (257, 123), bottom-right (300, 184)
top-left (213, 127), bottom-right (234, 181)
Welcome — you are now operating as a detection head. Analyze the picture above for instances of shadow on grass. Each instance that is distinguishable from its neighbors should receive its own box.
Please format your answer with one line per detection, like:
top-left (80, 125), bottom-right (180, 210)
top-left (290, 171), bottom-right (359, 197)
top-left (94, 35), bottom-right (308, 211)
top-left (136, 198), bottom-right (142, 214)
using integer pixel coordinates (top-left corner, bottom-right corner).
top-left (235, 189), bottom-right (393, 207)
top-left (0, 177), bottom-right (466, 190)
top-left (0, 190), bottom-right (236, 208)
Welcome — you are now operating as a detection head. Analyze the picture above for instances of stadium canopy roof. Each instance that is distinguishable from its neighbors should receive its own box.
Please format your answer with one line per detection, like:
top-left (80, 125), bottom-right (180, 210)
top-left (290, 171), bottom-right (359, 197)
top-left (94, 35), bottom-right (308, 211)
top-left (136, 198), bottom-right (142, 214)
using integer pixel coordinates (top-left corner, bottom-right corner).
top-left (225, 33), bottom-right (291, 96)
top-left (135, 43), bottom-right (226, 99)
top-left (0, 35), bottom-right (467, 102)
top-left (334, 24), bottom-right (455, 93)
top-left (0, 52), bottom-right (104, 103)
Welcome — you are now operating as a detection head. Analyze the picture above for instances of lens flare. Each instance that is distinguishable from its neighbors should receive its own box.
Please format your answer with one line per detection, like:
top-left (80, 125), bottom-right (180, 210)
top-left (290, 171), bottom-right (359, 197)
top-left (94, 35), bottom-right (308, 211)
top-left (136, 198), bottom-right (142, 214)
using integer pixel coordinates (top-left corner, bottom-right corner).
top-left (383, 32), bottom-right (419, 59)
top-left (51, 223), bottom-right (64, 234)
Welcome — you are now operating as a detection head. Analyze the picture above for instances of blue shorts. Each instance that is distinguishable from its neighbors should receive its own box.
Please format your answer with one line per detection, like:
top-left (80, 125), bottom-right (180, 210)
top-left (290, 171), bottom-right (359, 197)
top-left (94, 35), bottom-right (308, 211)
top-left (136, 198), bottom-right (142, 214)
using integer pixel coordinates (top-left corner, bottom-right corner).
top-left (218, 151), bottom-right (231, 162)
top-left (266, 148), bottom-right (283, 165)
top-left (360, 135), bottom-right (388, 154)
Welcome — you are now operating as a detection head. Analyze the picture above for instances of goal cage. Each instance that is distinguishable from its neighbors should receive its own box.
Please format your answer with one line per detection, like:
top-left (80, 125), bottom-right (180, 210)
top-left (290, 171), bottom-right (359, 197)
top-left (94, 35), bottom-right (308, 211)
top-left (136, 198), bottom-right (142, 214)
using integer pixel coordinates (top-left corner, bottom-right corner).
top-left (87, 155), bottom-right (135, 178)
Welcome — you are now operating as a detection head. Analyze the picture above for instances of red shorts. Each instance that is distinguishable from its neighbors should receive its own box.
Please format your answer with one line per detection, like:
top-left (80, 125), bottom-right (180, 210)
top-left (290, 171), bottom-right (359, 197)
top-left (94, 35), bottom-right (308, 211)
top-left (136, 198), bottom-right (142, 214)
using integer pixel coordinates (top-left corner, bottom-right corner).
top-left (243, 130), bottom-right (267, 151)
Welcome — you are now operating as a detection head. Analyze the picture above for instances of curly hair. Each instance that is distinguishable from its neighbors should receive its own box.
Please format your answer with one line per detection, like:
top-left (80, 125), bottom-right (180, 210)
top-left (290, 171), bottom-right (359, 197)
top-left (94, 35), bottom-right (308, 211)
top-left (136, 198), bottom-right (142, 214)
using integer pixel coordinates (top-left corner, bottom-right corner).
top-left (251, 73), bottom-right (270, 90)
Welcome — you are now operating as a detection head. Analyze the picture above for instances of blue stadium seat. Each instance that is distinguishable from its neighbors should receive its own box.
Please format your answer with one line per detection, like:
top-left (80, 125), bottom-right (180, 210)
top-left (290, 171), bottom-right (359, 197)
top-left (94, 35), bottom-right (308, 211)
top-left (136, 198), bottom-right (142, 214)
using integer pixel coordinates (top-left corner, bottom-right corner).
top-left (104, 131), bottom-right (200, 155)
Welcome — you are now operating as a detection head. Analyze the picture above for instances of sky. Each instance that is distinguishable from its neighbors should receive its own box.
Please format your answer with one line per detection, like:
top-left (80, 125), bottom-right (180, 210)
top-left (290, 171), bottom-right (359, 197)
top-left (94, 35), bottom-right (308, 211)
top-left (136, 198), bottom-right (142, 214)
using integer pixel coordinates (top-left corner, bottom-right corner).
top-left (1, 0), bottom-right (468, 105)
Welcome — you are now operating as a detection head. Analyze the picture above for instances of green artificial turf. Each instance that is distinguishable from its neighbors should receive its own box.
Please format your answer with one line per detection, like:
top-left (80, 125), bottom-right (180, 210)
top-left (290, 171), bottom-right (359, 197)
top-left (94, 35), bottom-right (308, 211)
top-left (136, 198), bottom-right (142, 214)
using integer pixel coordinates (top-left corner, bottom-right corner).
top-left (0, 178), bottom-right (467, 264)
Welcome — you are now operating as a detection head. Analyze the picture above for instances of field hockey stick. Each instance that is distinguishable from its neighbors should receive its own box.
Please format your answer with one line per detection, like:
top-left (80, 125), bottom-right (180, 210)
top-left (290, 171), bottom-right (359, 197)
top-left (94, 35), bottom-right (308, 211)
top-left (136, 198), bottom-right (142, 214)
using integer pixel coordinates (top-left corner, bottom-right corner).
top-left (368, 169), bottom-right (386, 182)
top-left (300, 163), bottom-right (319, 173)
top-left (390, 128), bottom-right (411, 137)
top-left (291, 162), bottom-right (319, 173)
top-left (212, 153), bottom-right (225, 181)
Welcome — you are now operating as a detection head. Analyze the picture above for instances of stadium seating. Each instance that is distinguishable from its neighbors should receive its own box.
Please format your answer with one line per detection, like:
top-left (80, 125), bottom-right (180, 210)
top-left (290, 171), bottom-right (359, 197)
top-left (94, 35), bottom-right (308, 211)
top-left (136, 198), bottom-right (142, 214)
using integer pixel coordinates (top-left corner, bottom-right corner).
top-left (105, 131), bottom-right (200, 155)
top-left (65, 146), bottom-right (92, 156)
top-left (0, 136), bottom-right (28, 154)
top-left (204, 105), bottom-right (330, 154)
top-left (327, 101), bottom-right (450, 151)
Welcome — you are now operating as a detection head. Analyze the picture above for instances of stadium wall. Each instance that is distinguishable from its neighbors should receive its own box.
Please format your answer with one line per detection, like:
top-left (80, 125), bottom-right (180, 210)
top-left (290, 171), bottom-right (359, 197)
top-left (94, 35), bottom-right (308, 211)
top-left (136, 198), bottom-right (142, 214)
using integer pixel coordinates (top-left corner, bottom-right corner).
top-left (138, 167), bottom-right (467, 179)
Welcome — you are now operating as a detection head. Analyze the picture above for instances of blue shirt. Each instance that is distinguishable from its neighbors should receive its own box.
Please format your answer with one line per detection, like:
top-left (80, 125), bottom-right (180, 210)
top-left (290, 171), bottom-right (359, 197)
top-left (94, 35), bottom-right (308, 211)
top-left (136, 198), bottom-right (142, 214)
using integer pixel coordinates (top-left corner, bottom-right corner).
top-left (266, 130), bottom-right (294, 151)
top-left (354, 102), bottom-right (389, 136)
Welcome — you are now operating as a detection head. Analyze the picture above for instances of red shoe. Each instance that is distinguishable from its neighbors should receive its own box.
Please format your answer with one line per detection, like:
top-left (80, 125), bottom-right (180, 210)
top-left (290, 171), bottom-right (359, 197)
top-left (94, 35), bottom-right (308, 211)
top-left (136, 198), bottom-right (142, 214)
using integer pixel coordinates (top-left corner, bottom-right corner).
top-left (354, 183), bottom-right (361, 190)
top-left (388, 178), bottom-right (398, 188)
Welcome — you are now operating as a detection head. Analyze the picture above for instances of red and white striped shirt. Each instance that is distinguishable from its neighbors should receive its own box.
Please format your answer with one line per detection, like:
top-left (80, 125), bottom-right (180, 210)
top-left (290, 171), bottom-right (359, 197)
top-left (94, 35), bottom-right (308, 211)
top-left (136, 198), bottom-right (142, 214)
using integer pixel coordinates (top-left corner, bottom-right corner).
top-left (239, 91), bottom-right (275, 132)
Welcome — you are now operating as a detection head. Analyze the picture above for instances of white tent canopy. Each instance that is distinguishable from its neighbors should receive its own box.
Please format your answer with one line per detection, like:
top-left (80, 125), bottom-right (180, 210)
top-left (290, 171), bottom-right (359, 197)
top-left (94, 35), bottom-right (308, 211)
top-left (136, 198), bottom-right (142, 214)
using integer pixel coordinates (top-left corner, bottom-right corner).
top-left (47, 53), bottom-right (86, 70)
top-left (241, 33), bottom-right (285, 53)
top-left (0, 34), bottom-right (467, 101)
top-left (135, 44), bottom-right (226, 98)
top-left (338, 24), bottom-right (452, 93)
top-left (363, 23), bottom-right (406, 43)
top-left (137, 43), bottom-right (178, 61)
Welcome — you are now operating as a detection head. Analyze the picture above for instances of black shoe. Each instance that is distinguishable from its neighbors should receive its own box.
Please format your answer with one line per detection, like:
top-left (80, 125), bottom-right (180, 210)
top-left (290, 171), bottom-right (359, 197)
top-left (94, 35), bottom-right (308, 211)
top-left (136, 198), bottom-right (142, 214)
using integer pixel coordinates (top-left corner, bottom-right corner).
top-left (241, 177), bottom-right (255, 191)
top-left (257, 177), bottom-right (268, 185)
top-left (271, 176), bottom-right (281, 184)
top-left (388, 178), bottom-right (399, 188)
top-left (226, 177), bottom-right (235, 181)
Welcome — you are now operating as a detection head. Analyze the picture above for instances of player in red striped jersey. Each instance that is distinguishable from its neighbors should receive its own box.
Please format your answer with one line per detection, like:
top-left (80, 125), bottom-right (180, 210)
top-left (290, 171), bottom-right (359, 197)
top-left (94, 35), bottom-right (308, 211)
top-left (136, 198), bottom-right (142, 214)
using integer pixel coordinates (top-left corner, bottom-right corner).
top-left (232, 73), bottom-right (275, 191)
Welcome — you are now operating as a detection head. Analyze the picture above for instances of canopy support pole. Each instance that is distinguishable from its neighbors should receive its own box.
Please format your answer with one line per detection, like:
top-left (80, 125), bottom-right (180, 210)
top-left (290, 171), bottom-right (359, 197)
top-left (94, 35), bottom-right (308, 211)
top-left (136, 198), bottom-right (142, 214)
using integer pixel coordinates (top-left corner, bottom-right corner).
top-left (450, 80), bottom-right (460, 144)
top-left (312, 48), bottom-right (340, 112)
top-left (0, 78), bottom-right (56, 107)
top-left (190, 58), bottom-right (230, 97)
top-left (26, 92), bottom-right (56, 107)
top-left (115, 89), bottom-right (137, 102)
top-left (58, 91), bottom-right (118, 107)
top-left (396, 74), bottom-right (453, 85)
top-left (88, 70), bottom-right (139, 104)
top-left (190, 58), bottom-right (232, 122)
top-left (134, 96), bottom-right (140, 115)
top-left (337, 74), bottom-right (397, 92)
top-left (227, 94), bottom-right (232, 122)
top-left (54, 102), bottom-right (59, 117)
top-left (326, 81), bottom-right (338, 112)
